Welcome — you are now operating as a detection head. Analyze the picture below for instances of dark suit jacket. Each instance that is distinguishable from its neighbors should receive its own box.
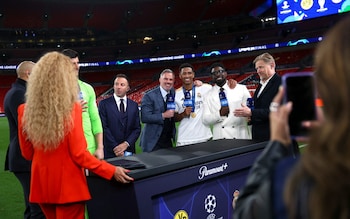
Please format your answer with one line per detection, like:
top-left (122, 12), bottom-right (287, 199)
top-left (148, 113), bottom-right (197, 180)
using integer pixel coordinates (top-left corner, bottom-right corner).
top-left (4, 78), bottom-right (31, 172)
top-left (251, 73), bottom-right (281, 141)
top-left (98, 96), bottom-right (141, 159)
top-left (140, 86), bottom-right (176, 152)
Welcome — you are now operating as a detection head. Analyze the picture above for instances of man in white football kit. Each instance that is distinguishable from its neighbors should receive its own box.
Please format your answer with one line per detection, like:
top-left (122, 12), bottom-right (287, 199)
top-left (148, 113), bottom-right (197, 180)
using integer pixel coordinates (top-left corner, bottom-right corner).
top-left (174, 63), bottom-right (212, 146)
top-left (202, 62), bottom-right (252, 140)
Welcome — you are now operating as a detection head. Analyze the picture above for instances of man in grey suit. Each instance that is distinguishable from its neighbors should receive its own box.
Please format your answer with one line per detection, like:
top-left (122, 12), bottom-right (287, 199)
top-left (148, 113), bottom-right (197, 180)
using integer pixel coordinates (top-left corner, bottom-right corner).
top-left (140, 69), bottom-right (176, 152)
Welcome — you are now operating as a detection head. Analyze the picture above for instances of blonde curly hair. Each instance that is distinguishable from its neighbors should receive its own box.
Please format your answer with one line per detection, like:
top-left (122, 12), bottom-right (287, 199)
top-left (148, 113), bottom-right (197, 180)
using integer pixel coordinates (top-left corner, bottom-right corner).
top-left (23, 51), bottom-right (78, 150)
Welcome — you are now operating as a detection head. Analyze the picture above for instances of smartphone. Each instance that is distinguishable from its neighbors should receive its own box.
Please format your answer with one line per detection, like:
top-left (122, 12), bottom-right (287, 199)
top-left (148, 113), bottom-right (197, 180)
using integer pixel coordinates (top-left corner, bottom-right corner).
top-left (282, 72), bottom-right (317, 137)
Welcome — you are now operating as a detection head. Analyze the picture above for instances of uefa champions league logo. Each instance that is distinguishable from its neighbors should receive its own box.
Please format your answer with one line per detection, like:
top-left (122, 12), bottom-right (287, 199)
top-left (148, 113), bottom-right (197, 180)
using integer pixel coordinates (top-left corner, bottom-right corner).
top-left (204, 194), bottom-right (216, 213)
top-left (204, 194), bottom-right (224, 219)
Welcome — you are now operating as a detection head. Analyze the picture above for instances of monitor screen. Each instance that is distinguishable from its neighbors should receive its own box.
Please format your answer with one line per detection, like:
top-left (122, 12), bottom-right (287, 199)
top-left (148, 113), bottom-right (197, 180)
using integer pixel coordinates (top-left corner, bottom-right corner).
top-left (276, 0), bottom-right (350, 24)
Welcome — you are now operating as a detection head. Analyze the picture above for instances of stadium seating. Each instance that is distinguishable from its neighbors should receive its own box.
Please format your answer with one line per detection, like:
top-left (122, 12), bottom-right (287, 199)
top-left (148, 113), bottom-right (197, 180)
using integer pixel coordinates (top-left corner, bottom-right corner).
top-left (0, 47), bottom-right (316, 112)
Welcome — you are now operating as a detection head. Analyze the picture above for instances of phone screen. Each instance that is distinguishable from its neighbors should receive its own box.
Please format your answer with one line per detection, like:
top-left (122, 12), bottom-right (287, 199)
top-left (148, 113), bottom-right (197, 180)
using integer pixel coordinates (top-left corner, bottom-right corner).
top-left (283, 72), bottom-right (317, 137)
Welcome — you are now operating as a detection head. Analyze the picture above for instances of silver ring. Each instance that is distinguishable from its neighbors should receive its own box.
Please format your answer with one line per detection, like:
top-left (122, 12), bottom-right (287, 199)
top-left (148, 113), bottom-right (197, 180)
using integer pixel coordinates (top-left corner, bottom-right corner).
top-left (269, 102), bottom-right (279, 112)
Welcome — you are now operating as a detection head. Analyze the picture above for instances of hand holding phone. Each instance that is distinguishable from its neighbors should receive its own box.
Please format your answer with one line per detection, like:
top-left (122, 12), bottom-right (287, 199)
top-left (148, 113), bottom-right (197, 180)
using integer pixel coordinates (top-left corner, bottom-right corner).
top-left (282, 72), bottom-right (317, 138)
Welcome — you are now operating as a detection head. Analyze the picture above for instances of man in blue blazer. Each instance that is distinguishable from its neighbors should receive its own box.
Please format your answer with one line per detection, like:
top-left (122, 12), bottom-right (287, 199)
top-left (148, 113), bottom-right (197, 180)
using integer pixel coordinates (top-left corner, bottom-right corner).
top-left (98, 74), bottom-right (141, 159)
top-left (140, 69), bottom-right (176, 152)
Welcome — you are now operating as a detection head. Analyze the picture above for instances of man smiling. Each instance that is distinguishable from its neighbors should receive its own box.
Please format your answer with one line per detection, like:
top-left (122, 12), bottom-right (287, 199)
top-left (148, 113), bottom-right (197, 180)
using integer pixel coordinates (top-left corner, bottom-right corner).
top-left (140, 69), bottom-right (176, 152)
top-left (203, 62), bottom-right (251, 140)
top-left (174, 63), bottom-right (212, 146)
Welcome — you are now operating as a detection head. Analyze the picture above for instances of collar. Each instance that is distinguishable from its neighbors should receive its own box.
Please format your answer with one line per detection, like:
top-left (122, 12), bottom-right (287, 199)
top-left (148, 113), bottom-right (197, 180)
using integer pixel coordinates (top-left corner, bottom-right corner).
top-left (113, 93), bottom-right (126, 103)
top-left (214, 81), bottom-right (228, 90)
top-left (16, 78), bottom-right (27, 86)
top-left (160, 86), bottom-right (169, 98)
top-left (260, 73), bottom-right (275, 85)
top-left (183, 84), bottom-right (194, 91)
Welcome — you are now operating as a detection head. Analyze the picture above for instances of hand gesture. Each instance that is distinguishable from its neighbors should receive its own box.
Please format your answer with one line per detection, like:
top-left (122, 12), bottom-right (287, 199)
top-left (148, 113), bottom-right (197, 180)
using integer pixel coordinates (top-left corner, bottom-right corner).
top-left (183, 106), bottom-right (192, 117)
top-left (79, 99), bottom-right (88, 112)
top-left (227, 79), bottom-right (237, 89)
top-left (233, 104), bottom-right (251, 117)
top-left (113, 166), bottom-right (134, 183)
top-left (113, 142), bottom-right (128, 157)
top-left (163, 109), bottom-right (174, 119)
top-left (269, 87), bottom-right (292, 146)
top-left (220, 106), bottom-right (229, 117)
top-left (194, 80), bottom-right (203, 87)
top-left (94, 147), bottom-right (104, 160)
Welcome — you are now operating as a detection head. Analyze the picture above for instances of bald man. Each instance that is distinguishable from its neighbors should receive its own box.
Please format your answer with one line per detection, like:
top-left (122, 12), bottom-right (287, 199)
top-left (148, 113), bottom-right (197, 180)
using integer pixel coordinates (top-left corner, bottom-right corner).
top-left (4, 61), bottom-right (45, 218)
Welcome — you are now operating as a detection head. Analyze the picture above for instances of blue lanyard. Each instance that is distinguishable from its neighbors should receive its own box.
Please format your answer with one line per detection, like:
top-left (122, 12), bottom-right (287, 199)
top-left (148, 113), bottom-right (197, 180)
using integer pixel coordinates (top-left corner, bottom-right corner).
top-left (183, 85), bottom-right (196, 112)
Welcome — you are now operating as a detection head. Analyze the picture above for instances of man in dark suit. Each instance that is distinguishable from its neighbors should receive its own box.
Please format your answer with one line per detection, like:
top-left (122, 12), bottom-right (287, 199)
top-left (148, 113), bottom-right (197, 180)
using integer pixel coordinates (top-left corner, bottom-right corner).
top-left (4, 61), bottom-right (45, 218)
top-left (234, 53), bottom-right (281, 141)
top-left (98, 74), bottom-right (141, 159)
top-left (140, 69), bottom-right (176, 152)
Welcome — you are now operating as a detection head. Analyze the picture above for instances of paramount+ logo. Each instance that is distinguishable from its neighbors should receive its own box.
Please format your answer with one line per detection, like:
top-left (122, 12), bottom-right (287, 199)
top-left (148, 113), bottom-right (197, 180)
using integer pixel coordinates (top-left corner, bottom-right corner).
top-left (198, 163), bottom-right (228, 180)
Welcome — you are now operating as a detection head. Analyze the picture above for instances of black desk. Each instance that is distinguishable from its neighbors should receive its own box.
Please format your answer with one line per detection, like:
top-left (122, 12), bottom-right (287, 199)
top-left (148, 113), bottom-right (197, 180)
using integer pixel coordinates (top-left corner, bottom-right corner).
top-left (86, 139), bottom-right (266, 219)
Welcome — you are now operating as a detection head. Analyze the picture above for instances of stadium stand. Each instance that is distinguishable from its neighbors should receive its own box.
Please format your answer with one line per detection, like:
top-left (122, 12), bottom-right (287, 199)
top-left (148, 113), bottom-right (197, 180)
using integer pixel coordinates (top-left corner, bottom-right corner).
top-left (0, 1), bottom-right (345, 112)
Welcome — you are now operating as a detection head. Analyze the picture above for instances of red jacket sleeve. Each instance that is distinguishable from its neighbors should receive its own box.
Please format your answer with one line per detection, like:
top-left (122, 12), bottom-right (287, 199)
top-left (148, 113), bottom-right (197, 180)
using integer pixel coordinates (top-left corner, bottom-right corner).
top-left (68, 103), bottom-right (115, 180)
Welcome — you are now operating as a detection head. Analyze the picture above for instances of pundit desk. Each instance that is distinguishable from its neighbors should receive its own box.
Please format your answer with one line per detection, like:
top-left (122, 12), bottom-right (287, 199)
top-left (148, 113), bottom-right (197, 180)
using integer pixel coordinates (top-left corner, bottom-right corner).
top-left (86, 139), bottom-right (266, 219)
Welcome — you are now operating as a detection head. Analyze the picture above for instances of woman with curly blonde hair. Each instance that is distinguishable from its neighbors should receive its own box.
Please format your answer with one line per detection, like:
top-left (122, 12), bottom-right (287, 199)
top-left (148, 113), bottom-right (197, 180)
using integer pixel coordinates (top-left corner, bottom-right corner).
top-left (18, 51), bottom-right (133, 219)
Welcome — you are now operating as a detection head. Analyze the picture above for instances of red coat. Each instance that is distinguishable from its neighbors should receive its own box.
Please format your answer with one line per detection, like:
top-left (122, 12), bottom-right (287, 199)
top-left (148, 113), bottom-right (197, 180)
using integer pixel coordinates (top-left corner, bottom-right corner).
top-left (18, 103), bottom-right (115, 204)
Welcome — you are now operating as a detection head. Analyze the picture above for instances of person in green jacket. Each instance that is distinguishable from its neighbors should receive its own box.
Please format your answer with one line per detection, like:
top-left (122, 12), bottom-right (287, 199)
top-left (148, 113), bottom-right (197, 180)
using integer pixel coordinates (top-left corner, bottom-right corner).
top-left (62, 49), bottom-right (104, 159)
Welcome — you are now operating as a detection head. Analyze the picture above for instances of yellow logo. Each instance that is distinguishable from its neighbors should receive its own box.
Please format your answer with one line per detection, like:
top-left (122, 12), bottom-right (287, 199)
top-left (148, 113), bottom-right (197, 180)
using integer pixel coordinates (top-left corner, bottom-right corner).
top-left (174, 210), bottom-right (189, 219)
top-left (301, 0), bottom-right (313, 10)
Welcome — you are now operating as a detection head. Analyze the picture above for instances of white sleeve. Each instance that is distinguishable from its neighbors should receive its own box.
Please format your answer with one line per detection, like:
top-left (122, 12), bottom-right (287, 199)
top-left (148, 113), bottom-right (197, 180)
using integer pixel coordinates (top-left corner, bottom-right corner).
top-left (202, 92), bottom-right (223, 125)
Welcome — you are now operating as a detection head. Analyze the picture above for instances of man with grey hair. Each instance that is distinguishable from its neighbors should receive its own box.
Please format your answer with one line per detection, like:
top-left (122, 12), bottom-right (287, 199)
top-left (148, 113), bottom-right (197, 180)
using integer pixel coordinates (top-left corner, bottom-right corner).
top-left (140, 69), bottom-right (176, 152)
top-left (4, 61), bottom-right (45, 218)
top-left (234, 52), bottom-right (281, 141)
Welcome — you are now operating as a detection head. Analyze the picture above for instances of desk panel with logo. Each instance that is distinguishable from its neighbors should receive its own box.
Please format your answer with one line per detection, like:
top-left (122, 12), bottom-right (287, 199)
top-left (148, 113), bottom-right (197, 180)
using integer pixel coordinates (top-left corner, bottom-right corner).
top-left (86, 139), bottom-right (266, 219)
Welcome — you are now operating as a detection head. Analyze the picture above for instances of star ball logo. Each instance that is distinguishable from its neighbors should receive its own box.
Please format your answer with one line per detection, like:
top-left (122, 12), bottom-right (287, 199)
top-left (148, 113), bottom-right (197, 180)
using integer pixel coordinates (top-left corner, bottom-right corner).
top-left (204, 194), bottom-right (216, 213)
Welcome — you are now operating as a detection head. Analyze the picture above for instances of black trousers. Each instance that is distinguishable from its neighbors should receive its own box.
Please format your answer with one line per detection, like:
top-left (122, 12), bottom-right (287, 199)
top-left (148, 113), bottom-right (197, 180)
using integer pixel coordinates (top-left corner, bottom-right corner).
top-left (153, 119), bottom-right (174, 151)
top-left (14, 172), bottom-right (46, 219)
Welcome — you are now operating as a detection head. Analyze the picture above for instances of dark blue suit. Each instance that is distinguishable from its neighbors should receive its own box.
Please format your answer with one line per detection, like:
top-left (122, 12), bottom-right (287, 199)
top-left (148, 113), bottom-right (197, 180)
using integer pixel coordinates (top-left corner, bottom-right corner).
top-left (4, 78), bottom-right (45, 218)
top-left (98, 96), bottom-right (141, 159)
top-left (4, 79), bottom-right (30, 172)
top-left (140, 86), bottom-right (176, 152)
top-left (251, 73), bottom-right (281, 141)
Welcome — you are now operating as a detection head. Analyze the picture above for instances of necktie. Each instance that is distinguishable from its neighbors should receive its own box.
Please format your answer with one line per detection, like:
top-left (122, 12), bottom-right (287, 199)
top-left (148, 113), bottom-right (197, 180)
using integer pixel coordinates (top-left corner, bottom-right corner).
top-left (164, 93), bottom-right (169, 111)
top-left (120, 99), bottom-right (125, 113)
top-left (219, 87), bottom-right (228, 107)
top-left (219, 87), bottom-right (226, 99)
